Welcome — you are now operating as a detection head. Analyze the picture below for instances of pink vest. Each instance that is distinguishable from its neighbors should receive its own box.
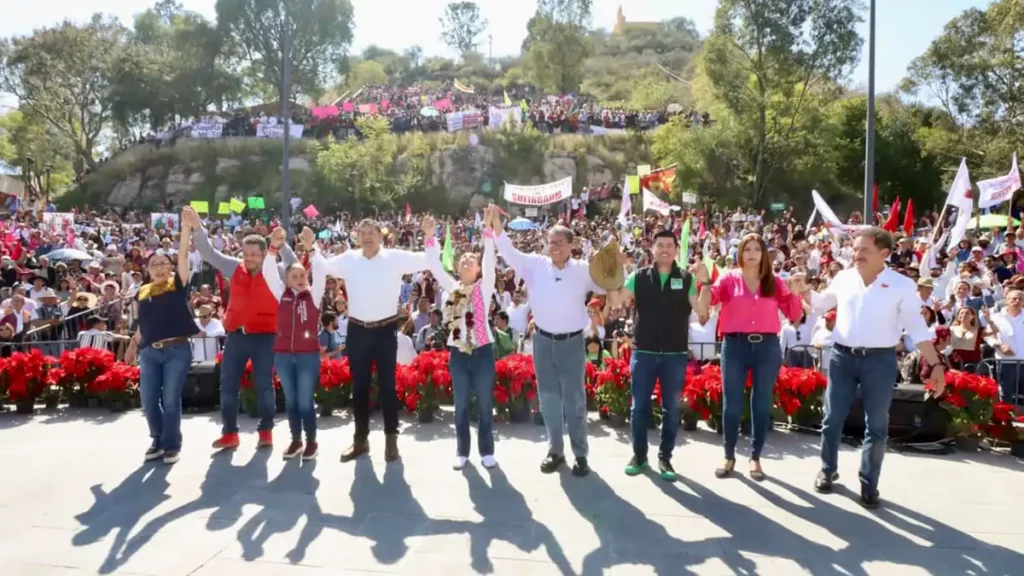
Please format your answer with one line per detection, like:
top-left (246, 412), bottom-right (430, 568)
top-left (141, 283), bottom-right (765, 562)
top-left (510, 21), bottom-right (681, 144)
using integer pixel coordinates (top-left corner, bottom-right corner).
top-left (273, 288), bottom-right (320, 354)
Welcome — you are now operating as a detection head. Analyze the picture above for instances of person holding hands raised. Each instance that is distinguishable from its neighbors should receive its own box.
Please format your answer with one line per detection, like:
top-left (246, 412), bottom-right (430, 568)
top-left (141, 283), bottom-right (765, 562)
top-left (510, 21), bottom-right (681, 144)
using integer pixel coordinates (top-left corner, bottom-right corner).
top-left (264, 226), bottom-right (328, 461)
top-left (123, 207), bottom-right (198, 465)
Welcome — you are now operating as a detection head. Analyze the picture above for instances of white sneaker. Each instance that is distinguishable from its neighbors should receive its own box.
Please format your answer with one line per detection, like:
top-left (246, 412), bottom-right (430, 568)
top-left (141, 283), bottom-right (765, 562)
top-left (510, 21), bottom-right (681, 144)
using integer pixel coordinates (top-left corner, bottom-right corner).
top-left (452, 456), bottom-right (469, 470)
top-left (481, 455), bottom-right (498, 469)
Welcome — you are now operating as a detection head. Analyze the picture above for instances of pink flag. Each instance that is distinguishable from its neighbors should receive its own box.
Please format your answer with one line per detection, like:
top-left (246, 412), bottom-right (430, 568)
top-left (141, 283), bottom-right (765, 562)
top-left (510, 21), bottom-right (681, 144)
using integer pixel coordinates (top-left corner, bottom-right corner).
top-left (303, 204), bottom-right (320, 218)
top-left (381, 99), bottom-right (390, 111)
top-left (342, 101), bottom-right (355, 112)
top-left (405, 202), bottom-right (411, 222)
top-left (697, 217), bottom-right (707, 240)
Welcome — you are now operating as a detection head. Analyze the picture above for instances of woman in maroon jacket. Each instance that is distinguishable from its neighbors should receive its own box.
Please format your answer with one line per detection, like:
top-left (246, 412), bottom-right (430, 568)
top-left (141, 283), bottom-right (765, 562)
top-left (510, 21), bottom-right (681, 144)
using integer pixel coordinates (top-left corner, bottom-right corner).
top-left (265, 226), bottom-right (328, 461)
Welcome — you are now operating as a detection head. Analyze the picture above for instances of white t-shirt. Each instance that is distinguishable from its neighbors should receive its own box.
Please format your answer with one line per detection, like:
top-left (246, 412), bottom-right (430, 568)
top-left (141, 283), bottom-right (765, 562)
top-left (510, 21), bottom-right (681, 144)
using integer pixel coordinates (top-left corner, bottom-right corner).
top-left (397, 332), bottom-right (416, 365)
top-left (507, 303), bottom-right (531, 336)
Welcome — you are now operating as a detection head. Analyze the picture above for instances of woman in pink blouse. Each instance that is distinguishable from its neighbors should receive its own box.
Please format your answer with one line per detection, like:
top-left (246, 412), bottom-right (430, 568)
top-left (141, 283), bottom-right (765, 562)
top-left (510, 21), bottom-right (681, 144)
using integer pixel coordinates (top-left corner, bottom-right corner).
top-left (710, 234), bottom-right (804, 481)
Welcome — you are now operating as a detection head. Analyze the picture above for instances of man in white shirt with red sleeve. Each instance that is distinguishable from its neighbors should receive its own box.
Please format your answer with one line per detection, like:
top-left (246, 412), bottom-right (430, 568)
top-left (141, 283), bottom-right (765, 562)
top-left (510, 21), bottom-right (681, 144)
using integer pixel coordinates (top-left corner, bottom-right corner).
top-left (326, 216), bottom-right (437, 464)
top-left (792, 227), bottom-right (946, 508)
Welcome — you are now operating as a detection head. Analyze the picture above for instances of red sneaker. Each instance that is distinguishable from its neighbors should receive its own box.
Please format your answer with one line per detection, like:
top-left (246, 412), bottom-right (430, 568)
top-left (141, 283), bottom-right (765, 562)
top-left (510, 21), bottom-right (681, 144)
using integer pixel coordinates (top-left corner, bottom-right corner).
top-left (257, 430), bottom-right (273, 448)
top-left (302, 441), bottom-right (319, 461)
top-left (283, 440), bottom-right (303, 460)
top-left (212, 433), bottom-right (240, 450)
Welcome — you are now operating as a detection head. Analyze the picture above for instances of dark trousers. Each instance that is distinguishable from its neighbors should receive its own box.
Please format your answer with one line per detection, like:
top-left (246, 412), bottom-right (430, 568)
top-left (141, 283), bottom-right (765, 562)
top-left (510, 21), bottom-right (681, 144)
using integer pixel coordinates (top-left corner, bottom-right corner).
top-left (820, 346), bottom-right (898, 491)
top-left (219, 332), bottom-right (276, 434)
top-left (347, 321), bottom-right (399, 438)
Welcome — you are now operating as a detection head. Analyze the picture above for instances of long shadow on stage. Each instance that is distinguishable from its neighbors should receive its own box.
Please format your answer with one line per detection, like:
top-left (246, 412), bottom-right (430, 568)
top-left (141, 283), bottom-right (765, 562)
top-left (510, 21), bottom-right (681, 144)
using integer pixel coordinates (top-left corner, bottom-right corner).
top-left (68, 436), bottom-right (1023, 576)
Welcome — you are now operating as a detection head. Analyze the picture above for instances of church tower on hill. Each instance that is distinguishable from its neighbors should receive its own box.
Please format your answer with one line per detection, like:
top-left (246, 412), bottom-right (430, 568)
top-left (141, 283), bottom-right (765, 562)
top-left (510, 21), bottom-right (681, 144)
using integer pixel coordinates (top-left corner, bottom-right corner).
top-left (613, 5), bottom-right (661, 35)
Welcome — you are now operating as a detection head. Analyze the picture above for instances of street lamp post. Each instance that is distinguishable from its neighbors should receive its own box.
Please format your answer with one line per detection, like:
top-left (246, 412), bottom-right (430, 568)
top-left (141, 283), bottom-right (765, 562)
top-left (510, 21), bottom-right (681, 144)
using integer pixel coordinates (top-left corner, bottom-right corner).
top-left (863, 0), bottom-right (877, 224)
top-left (281, 12), bottom-right (293, 240)
top-left (43, 162), bottom-right (52, 205)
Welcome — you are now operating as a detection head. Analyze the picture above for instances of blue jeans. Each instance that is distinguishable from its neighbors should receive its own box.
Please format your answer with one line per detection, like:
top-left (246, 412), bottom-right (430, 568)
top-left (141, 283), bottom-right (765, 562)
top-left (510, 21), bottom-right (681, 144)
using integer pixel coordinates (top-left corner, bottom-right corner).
top-left (449, 345), bottom-right (496, 457)
top-left (219, 333), bottom-right (276, 434)
top-left (274, 352), bottom-right (319, 442)
top-left (139, 341), bottom-right (193, 452)
top-left (629, 352), bottom-right (688, 461)
top-left (997, 362), bottom-right (1024, 404)
top-left (820, 346), bottom-right (898, 491)
top-left (533, 332), bottom-right (588, 458)
top-left (721, 334), bottom-right (783, 460)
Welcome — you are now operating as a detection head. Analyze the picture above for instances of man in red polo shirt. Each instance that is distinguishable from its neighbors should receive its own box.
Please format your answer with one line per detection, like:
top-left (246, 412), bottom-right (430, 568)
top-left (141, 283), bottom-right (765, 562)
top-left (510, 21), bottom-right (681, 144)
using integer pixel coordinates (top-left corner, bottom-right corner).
top-left (183, 207), bottom-right (298, 450)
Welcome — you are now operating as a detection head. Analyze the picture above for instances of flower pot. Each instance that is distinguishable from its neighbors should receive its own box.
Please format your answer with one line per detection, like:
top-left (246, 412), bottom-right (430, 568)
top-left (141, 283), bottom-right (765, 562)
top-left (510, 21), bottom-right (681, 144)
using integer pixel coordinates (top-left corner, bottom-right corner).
top-left (956, 435), bottom-right (982, 452)
top-left (598, 409), bottom-right (610, 421)
top-left (318, 404), bottom-right (334, 418)
top-left (15, 400), bottom-right (35, 414)
top-left (681, 411), bottom-right (699, 432)
top-left (43, 397), bottom-right (60, 410)
top-left (791, 412), bottom-right (822, 432)
top-left (67, 394), bottom-right (88, 409)
top-left (710, 418), bottom-right (723, 435)
top-left (86, 397), bottom-right (102, 409)
top-left (508, 403), bottom-right (530, 423)
top-left (107, 400), bottom-right (128, 413)
top-left (607, 413), bottom-right (628, 428)
top-left (532, 410), bottom-right (545, 426)
top-left (586, 397), bottom-right (598, 412)
top-left (1011, 441), bottom-right (1024, 458)
top-left (417, 410), bottom-right (434, 424)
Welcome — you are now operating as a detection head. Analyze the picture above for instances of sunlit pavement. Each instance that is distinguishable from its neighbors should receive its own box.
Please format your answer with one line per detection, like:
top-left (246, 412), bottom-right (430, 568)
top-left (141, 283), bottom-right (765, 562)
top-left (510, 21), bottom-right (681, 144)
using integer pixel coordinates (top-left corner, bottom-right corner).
top-left (0, 407), bottom-right (1022, 576)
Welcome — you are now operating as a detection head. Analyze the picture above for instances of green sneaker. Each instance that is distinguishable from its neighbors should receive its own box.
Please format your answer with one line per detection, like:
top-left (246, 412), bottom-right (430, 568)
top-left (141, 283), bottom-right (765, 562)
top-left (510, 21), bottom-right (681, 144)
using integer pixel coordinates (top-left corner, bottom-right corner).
top-left (658, 458), bottom-right (677, 481)
top-left (624, 456), bottom-right (649, 476)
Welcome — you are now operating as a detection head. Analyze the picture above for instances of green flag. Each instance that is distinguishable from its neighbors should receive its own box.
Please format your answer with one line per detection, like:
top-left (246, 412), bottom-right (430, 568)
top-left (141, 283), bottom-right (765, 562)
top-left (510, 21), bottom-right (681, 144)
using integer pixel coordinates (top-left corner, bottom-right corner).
top-left (703, 253), bottom-right (717, 280)
top-left (247, 196), bottom-right (265, 210)
top-left (677, 217), bottom-right (691, 267)
top-left (442, 224), bottom-right (455, 272)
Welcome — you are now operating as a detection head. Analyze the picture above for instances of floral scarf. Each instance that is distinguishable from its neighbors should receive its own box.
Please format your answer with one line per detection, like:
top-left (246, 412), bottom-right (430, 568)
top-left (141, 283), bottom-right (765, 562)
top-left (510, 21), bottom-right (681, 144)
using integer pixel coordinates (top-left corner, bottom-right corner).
top-left (443, 282), bottom-right (477, 354)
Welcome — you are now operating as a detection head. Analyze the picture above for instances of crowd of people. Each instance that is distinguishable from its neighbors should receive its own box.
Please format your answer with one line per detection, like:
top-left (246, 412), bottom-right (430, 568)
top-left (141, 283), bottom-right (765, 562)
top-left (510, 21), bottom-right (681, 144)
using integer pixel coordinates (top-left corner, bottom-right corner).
top-left (4, 190), bottom-right (1023, 508)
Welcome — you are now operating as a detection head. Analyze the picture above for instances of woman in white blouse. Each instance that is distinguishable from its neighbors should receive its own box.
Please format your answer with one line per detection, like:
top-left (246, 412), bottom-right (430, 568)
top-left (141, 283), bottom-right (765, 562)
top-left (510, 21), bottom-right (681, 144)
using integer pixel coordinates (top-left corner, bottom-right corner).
top-left (425, 206), bottom-right (499, 471)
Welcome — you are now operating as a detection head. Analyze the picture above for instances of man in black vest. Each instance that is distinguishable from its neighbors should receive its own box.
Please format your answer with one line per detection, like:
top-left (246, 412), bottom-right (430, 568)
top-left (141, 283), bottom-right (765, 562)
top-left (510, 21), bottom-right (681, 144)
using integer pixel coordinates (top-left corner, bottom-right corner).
top-left (612, 230), bottom-right (711, 480)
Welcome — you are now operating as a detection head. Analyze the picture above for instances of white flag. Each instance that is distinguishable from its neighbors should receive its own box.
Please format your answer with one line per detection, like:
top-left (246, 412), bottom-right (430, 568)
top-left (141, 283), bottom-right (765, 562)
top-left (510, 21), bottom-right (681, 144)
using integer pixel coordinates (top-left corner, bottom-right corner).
top-left (942, 158), bottom-right (974, 249)
top-left (810, 190), bottom-right (865, 235)
top-left (642, 188), bottom-right (679, 215)
top-left (617, 181), bottom-right (631, 226)
top-left (977, 153), bottom-right (1021, 210)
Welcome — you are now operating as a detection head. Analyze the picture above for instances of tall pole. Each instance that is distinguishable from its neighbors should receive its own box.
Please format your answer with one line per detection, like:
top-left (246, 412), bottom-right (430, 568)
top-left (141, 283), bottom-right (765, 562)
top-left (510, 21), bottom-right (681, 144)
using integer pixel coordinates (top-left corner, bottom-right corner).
top-left (281, 12), bottom-right (293, 240)
top-left (863, 0), bottom-right (876, 224)
top-left (488, 35), bottom-right (493, 67)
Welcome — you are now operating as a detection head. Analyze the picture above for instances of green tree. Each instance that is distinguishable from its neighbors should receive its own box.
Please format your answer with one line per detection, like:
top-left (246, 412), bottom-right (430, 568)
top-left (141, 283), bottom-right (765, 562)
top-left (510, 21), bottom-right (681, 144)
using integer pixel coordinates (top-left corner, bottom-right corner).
top-left (109, 1), bottom-right (239, 135)
top-left (215, 0), bottom-right (355, 100)
top-left (404, 45), bottom-right (424, 68)
top-left (346, 60), bottom-right (389, 90)
top-left (701, 0), bottom-right (863, 205)
top-left (0, 110), bottom-right (77, 198)
top-left (315, 116), bottom-right (402, 211)
top-left (0, 16), bottom-right (127, 169)
top-left (524, 17), bottom-right (592, 94)
top-left (440, 1), bottom-right (488, 56)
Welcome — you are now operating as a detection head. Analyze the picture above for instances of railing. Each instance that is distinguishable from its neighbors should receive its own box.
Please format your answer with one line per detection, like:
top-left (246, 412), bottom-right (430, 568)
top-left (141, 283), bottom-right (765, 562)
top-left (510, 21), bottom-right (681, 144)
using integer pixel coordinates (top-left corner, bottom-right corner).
top-left (962, 359), bottom-right (1024, 406)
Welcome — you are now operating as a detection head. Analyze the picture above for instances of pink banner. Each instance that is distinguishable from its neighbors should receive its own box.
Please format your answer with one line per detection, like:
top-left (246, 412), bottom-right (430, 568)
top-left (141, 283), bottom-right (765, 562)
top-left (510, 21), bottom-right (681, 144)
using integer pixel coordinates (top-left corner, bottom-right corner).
top-left (434, 98), bottom-right (452, 112)
top-left (303, 204), bottom-right (320, 218)
top-left (311, 106), bottom-right (339, 119)
top-left (380, 99), bottom-right (390, 111)
top-left (357, 104), bottom-right (378, 114)
top-left (341, 101), bottom-right (355, 112)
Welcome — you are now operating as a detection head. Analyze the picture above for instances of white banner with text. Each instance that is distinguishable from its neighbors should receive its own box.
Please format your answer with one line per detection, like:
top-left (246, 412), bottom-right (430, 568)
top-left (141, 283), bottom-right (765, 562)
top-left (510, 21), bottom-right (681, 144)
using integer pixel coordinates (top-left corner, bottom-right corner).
top-left (503, 176), bottom-right (573, 206)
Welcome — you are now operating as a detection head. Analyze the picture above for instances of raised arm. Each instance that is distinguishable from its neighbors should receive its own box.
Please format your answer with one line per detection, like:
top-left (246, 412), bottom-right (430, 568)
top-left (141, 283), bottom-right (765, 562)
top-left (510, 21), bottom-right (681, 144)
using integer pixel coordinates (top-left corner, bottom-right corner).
top-left (423, 235), bottom-right (456, 293)
top-left (391, 215), bottom-right (441, 275)
top-left (278, 242), bottom-right (299, 280)
top-left (263, 230), bottom-right (286, 301)
top-left (481, 229), bottom-right (497, 298)
top-left (177, 208), bottom-right (193, 284)
top-left (297, 227), bottom-right (329, 307)
top-left (189, 219), bottom-right (240, 277)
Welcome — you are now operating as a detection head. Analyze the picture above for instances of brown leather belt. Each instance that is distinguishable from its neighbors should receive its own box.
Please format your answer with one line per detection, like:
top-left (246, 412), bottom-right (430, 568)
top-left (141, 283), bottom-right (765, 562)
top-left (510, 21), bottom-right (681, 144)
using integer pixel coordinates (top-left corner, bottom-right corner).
top-left (349, 315), bottom-right (400, 329)
top-left (151, 336), bottom-right (190, 349)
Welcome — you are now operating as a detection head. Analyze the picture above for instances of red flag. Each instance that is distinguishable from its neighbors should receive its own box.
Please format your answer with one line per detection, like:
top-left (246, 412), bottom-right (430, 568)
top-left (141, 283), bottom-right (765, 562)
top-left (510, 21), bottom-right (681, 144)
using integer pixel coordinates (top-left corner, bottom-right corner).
top-left (902, 198), bottom-right (914, 236)
top-left (641, 166), bottom-right (676, 194)
top-left (697, 217), bottom-right (707, 240)
top-left (405, 202), bottom-right (411, 222)
top-left (882, 196), bottom-right (901, 233)
top-left (872, 183), bottom-right (879, 213)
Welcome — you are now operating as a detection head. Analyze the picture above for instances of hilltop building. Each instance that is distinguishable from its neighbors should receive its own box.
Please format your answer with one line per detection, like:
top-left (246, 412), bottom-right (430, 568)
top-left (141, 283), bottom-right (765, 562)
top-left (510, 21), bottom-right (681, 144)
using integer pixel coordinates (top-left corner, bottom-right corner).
top-left (613, 6), bottom-right (661, 35)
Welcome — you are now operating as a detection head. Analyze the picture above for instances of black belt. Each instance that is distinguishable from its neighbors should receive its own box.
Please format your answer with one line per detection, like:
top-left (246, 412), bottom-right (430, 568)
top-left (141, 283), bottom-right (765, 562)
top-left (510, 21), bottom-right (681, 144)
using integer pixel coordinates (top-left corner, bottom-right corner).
top-left (723, 332), bottom-right (776, 343)
top-left (535, 328), bottom-right (582, 341)
top-left (834, 343), bottom-right (896, 356)
top-left (349, 315), bottom-right (400, 329)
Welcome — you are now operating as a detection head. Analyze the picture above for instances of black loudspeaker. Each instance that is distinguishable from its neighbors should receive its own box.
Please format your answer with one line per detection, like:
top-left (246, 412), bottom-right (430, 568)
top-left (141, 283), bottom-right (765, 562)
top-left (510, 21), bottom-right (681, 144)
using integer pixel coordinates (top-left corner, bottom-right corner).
top-left (844, 383), bottom-right (950, 442)
top-left (182, 361), bottom-right (220, 412)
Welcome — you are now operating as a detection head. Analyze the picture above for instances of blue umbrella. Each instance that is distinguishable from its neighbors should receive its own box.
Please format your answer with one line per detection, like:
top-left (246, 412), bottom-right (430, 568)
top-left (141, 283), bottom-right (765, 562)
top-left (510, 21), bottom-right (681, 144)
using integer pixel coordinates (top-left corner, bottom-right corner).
top-left (45, 248), bottom-right (94, 262)
top-left (509, 217), bottom-right (536, 231)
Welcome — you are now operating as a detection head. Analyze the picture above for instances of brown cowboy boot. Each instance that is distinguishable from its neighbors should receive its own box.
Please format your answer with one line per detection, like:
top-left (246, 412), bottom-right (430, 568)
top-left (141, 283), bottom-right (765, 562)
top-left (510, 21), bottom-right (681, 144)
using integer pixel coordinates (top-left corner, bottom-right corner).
top-left (340, 435), bottom-right (369, 463)
top-left (384, 433), bottom-right (400, 462)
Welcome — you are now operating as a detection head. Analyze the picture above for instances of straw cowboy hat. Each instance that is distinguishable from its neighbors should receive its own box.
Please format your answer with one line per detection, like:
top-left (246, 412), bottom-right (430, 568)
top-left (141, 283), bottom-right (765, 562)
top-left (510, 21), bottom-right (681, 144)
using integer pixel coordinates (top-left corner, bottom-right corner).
top-left (588, 238), bottom-right (625, 292)
top-left (72, 291), bottom-right (99, 309)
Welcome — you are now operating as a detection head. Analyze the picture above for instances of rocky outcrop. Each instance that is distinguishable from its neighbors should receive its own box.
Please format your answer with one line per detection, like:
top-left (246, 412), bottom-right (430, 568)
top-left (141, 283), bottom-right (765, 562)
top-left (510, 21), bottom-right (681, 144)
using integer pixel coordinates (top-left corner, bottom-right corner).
top-left (96, 143), bottom-right (619, 209)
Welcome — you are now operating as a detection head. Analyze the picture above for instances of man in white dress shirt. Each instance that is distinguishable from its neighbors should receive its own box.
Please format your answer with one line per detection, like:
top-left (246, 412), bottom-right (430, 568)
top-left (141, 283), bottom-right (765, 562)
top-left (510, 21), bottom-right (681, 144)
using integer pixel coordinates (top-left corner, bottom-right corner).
top-left (491, 210), bottom-right (612, 477)
top-left (327, 216), bottom-right (437, 464)
top-left (794, 227), bottom-right (945, 508)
